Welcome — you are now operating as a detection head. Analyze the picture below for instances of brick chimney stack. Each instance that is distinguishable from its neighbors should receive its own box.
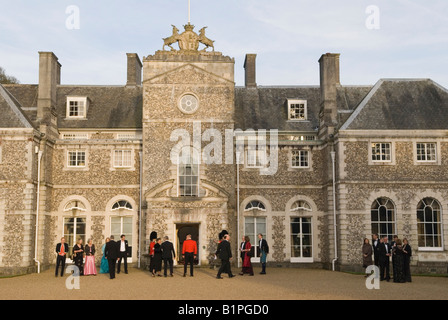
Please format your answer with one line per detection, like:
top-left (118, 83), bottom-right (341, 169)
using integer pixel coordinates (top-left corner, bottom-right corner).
top-left (126, 53), bottom-right (143, 86)
top-left (244, 54), bottom-right (257, 88)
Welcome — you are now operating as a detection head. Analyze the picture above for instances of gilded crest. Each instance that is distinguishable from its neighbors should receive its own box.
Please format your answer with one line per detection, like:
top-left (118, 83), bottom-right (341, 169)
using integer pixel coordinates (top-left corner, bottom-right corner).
top-left (162, 23), bottom-right (215, 52)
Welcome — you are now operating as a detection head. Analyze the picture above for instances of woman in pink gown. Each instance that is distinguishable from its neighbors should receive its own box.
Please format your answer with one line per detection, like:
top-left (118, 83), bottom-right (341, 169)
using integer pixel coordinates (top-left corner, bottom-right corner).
top-left (84, 239), bottom-right (97, 276)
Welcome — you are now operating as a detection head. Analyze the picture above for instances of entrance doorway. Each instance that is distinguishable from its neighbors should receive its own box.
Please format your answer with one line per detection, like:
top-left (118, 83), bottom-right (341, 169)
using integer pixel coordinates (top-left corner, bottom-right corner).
top-left (176, 223), bottom-right (200, 265)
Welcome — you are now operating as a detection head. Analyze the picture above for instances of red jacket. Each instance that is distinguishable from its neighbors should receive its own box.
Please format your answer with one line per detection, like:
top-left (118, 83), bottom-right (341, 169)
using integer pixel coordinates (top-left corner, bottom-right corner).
top-left (182, 239), bottom-right (197, 255)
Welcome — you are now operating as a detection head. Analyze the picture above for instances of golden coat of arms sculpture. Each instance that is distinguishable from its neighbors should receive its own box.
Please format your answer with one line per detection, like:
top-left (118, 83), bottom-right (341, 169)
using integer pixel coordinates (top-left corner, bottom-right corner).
top-left (163, 23), bottom-right (215, 52)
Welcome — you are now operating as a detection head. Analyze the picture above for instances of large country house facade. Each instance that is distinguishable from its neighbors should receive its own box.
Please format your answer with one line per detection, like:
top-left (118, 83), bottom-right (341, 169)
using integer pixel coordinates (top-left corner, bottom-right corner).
top-left (1, 23), bottom-right (447, 275)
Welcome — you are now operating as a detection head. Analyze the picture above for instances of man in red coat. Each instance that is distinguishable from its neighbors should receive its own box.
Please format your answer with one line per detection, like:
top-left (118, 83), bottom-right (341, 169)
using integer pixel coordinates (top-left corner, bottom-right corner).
top-left (182, 234), bottom-right (197, 277)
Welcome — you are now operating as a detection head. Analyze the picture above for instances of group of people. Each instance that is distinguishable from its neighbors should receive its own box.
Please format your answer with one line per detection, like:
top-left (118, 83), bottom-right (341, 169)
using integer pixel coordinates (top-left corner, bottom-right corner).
top-left (55, 231), bottom-right (271, 280)
top-left (55, 235), bottom-right (130, 280)
top-left (145, 230), bottom-right (271, 279)
top-left (362, 234), bottom-right (412, 283)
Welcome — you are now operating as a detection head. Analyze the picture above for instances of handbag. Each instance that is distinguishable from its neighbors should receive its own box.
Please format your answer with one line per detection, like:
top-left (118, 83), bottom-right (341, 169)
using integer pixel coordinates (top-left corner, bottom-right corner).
top-left (248, 247), bottom-right (254, 258)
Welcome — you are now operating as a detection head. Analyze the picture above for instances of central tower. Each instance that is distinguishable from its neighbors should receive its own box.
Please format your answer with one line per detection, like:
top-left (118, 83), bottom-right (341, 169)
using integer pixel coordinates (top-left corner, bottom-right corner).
top-left (142, 23), bottom-right (236, 266)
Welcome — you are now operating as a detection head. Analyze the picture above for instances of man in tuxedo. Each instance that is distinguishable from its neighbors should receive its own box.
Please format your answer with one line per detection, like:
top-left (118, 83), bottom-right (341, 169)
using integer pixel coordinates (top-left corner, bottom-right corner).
top-left (117, 234), bottom-right (129, 274)
top-left (216, 234), bottom-right (234, 279)
top-left (55, 237), bottom-right (69, 277)
top-left (379, 236), bottom-right (391, 281)
top-left (372, 233), bottom-right (380, 266)
top-left (161, 236), bottom-right (176, 277)
top-left (105, 235), bottom-right (119, 279)
top-left (257, 233), bottom-right (269, 275)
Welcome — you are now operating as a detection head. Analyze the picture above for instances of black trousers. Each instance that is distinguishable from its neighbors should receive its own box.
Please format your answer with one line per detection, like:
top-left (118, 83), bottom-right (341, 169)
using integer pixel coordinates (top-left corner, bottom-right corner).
top-left (184, 252), bottom-right (195, 276)
top-left (380, 259), bottom-right (390, 280)
top-left (217, 259), bottom-right (233, 277)
top-left (55, 255), bottom-right (66, 276)
top-left (163, 258), bottom-right (174, 276)
top-left (108, 258), bottom-right (117, 279)
top-left (117, 252), bottom-right (128, 273)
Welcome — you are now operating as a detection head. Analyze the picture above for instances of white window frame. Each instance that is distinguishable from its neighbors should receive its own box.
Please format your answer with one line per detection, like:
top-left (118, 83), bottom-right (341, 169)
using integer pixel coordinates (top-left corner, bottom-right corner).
top-left (415, 142), bottom-right (439, 164)
top-left (244, 200), bottom-right (267, 212)
top-left (287, 99), bottom-right (307, 121)
top-left (244, 216), bottom-right (267, 264)
top-left (67, 150), bottom-right (86, 168)
top-left (110, 216), bottom-right (133, 262)
top-left (291, 150), bottom-right (310, 169)
top-left (290, 217), bottom-right (314, 263)
top-left (371, 198), bottom-right (397, 242)
top-left (177, 146), bottom-right (200, 197)
top-left (369, 141), bottom-right (395, 165)
top-left (113, 150), bottom-right (133, 168)
top-left (417, 198), bottom-right (444, 251)
top-left (63, 216), bottom-right (86, 263)
top-left (66, 97), bottom-right (88, 119)
top-left (371, 142), bottom-right (392, 162)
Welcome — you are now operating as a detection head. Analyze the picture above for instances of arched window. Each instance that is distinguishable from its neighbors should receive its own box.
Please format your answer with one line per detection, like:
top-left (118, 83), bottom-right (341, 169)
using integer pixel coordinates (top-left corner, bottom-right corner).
top-left (417, 198), bottom-right (442, 249)
top-left (178, 146), bottom-right (200, 197)
top-left (112, 200), bottom-right (133, 211)
top-left (62, 199), bottom-right (87, 259)
top-left (291, 200), bottom-right (312, 212)
top-left (371, 198), bottom-right (396, 241)
top-left (64, 200), bottom-right (86, 212)
top-left (244, 200), bottom-right (266, 212)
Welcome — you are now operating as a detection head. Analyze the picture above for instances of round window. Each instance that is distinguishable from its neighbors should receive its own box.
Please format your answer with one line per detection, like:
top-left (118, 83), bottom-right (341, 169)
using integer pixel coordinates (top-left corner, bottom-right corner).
top-left (179, 94), bottom-right (199, 114)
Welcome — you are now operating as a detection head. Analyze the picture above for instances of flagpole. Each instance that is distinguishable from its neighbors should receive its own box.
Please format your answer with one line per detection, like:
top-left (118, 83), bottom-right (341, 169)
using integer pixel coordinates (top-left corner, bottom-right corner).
top-left (188, 0), bottom-right (191, 23)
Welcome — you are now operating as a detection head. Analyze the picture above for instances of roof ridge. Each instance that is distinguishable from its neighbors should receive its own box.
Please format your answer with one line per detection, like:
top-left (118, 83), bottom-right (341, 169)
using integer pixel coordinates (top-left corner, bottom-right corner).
top-left (0, 84), bottom-right (35, 129)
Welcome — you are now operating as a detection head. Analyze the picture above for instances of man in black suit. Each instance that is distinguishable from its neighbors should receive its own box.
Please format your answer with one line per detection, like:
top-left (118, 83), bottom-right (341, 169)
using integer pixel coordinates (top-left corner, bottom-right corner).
top-left (257, 233), bottom-right (269, 275)
top-left (161, 236), bottom-right (176, 277)
top-left (372, 233), bottom-right (380, 266)
top-left (379, 236), bottom-right (391, 281)
top-left (117, 234), bottom-right (129, 274)
top-left (105, 235), bottom-right (119, 279)
top-left (55, 237), bottom-right (69, 277)
top-left (216, 234), bottom-right (234, 279)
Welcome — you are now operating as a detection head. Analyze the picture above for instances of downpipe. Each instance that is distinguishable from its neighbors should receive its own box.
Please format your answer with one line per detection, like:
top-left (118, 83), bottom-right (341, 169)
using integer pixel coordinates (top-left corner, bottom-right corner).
top-left (330, 150), bottom-right (338, 271)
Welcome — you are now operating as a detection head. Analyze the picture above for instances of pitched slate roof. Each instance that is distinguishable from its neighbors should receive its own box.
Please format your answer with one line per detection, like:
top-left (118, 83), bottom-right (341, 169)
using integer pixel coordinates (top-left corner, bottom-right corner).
top-left (55, 86), bottom-right (143, 129)
top-left (341, 79), bottom-right (448, 130)
top-left (234, 85), bottom-right (371, 132)
top-left (0, 84), bottom-right (35, 129)
top-left (4, 84), bottom-right (143, 129)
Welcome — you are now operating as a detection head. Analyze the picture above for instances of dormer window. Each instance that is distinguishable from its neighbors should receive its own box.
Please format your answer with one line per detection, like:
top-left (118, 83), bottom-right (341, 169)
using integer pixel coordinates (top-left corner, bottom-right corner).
top-left (288, 99), bottom-right (307, 121)
top-left (67, 97), bottom-right (89, 119)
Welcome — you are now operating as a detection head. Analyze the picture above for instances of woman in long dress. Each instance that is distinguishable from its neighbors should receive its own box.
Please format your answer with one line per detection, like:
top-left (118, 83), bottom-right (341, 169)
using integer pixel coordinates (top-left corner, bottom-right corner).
top-left (362, 238), bottom-right (373, 275)
top-left (152, 238), bottom-right (163, 277)
top-left (149, 232), bottom-right (157, 274)
top-left (73, 238), bottom-right (84, 276)
top-left (240, 236), bottom-right (254, 276)
top-left (84, 239), bottom-right (97, 276)
top-left (100, 238), bottom-right (110, 274)
top-left (403, 238), bottom-right (412, 282)
top-left (392, 239), bottom-right (406, 283)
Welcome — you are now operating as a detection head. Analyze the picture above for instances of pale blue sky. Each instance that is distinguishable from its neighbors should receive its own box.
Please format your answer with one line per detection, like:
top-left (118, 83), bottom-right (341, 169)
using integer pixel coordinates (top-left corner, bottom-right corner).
top-left (0, 0), bottom-right (447, 87)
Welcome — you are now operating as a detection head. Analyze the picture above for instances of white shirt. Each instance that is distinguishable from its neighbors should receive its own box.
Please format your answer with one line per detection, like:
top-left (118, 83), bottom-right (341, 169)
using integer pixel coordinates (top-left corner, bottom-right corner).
top-left (120, 240), bottom-right (126, 252)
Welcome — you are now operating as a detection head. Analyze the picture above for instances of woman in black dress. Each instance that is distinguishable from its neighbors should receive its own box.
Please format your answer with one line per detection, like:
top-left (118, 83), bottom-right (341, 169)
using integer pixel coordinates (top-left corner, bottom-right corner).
top-left (152, 238), bottom-right (163, 277)
top-left (403, 238), bottom-right (412, 282)
top-left (73, 238), bottom-right (84, 276)
top-left (392, 239), bottom-right (405, 283)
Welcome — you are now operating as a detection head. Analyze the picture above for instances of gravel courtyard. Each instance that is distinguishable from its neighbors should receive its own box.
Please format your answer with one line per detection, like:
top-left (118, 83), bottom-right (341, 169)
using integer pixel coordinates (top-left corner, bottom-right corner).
top-left (1, 266), bottom-right (447, 300)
